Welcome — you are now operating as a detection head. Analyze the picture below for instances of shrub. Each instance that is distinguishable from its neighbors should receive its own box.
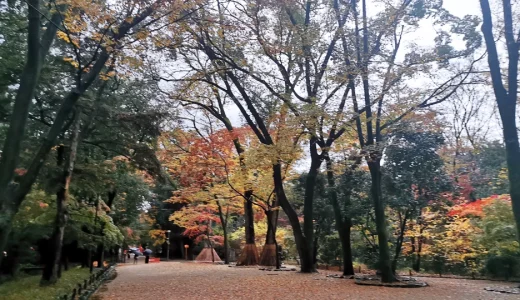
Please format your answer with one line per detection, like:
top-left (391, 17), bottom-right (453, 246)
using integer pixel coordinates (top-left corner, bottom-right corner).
top-left (485, 255), bottom-right (520, 280)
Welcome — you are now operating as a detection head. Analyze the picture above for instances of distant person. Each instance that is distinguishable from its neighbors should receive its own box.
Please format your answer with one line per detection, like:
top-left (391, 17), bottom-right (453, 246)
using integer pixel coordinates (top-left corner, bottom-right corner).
top-left (133, 252), bottom-right (139, 264)
top-left (144, 248), bottom-right (152, 264)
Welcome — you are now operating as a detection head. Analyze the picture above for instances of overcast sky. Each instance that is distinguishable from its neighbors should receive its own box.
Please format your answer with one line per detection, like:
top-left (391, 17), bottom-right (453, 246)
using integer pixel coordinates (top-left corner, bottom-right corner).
top-left (445, 0), bottom-right (482, 17)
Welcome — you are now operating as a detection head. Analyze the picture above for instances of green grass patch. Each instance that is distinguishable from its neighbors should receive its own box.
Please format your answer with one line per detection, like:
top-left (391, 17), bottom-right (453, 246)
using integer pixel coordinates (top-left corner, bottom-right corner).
top-left (0, 267), bottom-right (90, 300)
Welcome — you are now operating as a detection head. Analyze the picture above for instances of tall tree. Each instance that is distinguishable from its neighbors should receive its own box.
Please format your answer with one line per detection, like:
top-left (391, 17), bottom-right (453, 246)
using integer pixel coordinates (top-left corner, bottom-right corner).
top-left (0, 0), bottom-right (195, 262)
top-left (0, 0), bottom-right (62, 264)
top-left (478, 0), bottom-right (520, 240)
top-left (382, 123), bottom-right (450, 272)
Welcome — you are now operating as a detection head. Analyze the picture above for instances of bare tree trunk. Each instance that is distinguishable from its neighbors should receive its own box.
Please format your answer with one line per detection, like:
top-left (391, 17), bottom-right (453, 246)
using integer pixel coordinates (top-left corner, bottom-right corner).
top-left (299, 139), bottom-right (322, 273)
top-left (259, 209), bottom-right (278, 266)
top-left (368, 158), bottom-right (395, 282)
top-left (339, 226), bottom-right (355, 276)
top-left (237, 190), bottom-right (259, 265)
top-left (272, 163), bottom-right (313, 273)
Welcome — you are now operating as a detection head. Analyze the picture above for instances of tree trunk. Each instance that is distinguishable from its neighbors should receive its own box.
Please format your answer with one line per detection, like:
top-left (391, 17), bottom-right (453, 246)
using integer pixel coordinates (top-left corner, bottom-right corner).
top-left (392, 211), bottom-right (409, 273)
top-left (325, 156), bottom-right (355, 276)
top-left (479, 0), bottom-right (520, 242)
top-left (96, 244), bottom-right (105, 269)
top-left (259, 209), bottom-right (278, 266)
top-left (216, 201), bottom-right (229, 264)
top-left (237, 190), bottom-right (259, 265)
top-left (272, 163), bottom-right (313, 272)
top-left (368, 158), bottom-right (395, 282)
top-left (413, 219), bottom-right (424, 272)
top-left (339, 226), bottom-right (355, 276)
top-left (301, 140), bottom-right (321, 272)
top-left (222, 226), bottom-right (229, 264)
top-left (41, 112), bottom-right (80, 285)
top-left (502, 114), bottom-right (520, 242)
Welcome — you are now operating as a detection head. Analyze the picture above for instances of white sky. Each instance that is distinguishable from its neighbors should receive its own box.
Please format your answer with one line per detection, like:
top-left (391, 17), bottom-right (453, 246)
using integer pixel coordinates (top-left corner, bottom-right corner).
top-left (444, 0), bottom-right (482, 17)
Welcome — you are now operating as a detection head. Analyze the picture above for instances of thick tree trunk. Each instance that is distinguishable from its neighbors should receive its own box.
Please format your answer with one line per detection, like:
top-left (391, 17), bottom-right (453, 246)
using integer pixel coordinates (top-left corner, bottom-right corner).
top-left (339, 226), bottom-right (355, 276)
top-left (500, 111), bottom-right (520, 240)
top-left (259, 209), bottom-right (278, 266)
top-left (272, 163), bottom-right (313, 272)
top-left (503, 115), bottom-right (520, 242)
top-left (301, 141), bottom-right (321, 272)
top-left (368, 158), bottom-right (395, 282)
top-left (237, 190), bottom-right (259, 265)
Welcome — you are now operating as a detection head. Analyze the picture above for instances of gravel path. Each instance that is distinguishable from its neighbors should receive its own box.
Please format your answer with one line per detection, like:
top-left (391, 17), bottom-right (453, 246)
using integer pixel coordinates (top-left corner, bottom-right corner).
top-left (93, 261), bottom-right (519, 300)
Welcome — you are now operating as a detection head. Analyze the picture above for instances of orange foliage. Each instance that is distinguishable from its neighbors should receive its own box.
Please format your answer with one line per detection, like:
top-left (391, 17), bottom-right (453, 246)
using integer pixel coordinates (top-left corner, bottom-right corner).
top-left (448, 194), bottom-right (511, 217)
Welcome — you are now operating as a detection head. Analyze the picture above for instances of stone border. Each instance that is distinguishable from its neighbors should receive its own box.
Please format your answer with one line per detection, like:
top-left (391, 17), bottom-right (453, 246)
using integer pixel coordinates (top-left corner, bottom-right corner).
top-left (258, 267), bottom-right (297, 272)
top-left (484, 286), bottom-right (520, 294)
top-left (354, 275), bottom-right (428, 288)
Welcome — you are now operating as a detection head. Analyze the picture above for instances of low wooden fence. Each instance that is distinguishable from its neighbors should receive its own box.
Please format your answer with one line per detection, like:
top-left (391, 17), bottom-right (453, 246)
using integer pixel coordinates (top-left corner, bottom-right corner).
top-left (57, 264), bottom-right (116, 300)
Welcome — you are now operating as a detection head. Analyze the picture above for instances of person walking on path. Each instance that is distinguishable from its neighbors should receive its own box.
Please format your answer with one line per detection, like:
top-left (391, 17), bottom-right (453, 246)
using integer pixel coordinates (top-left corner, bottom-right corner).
top-left (133, 252), bottom-right (139, 264)
top-left (144, 249), bottom-right (152, 264)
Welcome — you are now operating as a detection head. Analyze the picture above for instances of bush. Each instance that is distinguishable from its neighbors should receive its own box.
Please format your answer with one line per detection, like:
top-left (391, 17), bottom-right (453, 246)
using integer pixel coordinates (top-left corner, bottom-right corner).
top-left (318, 234), bottom-right (342, 266)
top-left (485, 255), bottom-right (520, 280)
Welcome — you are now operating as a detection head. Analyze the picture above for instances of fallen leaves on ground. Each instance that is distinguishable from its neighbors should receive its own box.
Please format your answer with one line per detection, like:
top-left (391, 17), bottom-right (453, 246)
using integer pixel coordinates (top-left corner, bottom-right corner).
top-left (93, 262), bottom-right (518, 300)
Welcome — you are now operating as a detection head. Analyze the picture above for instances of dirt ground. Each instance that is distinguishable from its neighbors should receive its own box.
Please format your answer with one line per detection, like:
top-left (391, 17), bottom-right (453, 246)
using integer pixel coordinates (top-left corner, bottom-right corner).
top-left (93, 261), bottom-right (519, 300)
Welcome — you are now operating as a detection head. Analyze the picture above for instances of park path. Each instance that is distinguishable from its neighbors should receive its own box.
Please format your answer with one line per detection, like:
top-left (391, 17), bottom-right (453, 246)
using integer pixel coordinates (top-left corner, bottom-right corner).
top-left (93, 261), bottom-right (518, 300)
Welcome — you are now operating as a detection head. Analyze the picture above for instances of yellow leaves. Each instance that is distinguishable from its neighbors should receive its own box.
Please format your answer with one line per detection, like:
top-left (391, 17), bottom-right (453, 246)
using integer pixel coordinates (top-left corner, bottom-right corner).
top-left (135, 30), bottom-right (149, 40)
top-left (99, 70), bottom-right (116, 81)
top-left (57, 31), bottom-right (71, 43)
top-left (149, 230), bottom-right (167, 246)
top-left (63, 56), bottom-right (79, 68)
